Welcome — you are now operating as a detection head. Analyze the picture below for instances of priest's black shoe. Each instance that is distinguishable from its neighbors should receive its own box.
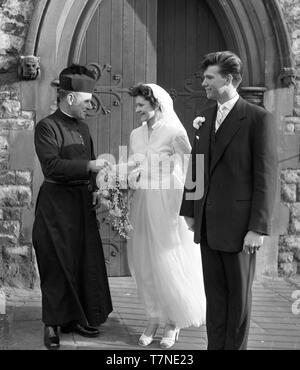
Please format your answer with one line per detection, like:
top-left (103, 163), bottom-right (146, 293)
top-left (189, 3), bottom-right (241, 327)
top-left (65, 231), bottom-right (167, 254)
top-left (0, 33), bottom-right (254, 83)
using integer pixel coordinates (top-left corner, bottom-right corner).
top-left (44, 326), bottom-right (60, 350)
top-left (60, 323), bottom-right (100, 338)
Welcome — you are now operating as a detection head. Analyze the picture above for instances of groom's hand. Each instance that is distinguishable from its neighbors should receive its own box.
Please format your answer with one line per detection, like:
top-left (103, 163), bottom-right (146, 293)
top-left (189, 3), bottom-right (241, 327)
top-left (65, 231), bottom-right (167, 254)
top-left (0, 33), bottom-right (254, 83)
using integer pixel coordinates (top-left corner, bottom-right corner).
top-left (243, 230), bottom-right (264, 254)
top-left (184, 216), bottom-right (195, 232)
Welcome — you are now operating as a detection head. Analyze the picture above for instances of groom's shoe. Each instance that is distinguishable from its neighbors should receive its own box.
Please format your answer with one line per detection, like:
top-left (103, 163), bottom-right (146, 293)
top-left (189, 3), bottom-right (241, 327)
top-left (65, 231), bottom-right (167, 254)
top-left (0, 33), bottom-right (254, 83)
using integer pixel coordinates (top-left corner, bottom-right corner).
top-left (61, 322), bottom-right (100, 338)
top-left (44, 325), bottom-right (60, 350)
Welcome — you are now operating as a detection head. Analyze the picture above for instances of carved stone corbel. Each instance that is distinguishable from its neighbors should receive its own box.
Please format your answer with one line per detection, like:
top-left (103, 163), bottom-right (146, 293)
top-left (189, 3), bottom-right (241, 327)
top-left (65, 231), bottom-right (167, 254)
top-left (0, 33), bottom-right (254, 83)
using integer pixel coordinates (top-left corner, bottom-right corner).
top-left (278, 67), bottom-right (297, 88)
top-left (18, 56), bottom-right (41, 80)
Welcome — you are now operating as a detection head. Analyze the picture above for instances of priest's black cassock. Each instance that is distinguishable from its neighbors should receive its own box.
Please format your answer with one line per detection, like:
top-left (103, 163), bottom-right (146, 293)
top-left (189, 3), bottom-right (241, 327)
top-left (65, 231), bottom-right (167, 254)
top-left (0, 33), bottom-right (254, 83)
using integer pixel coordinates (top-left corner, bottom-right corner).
top-left (33, 109), bottom-right (112, 327)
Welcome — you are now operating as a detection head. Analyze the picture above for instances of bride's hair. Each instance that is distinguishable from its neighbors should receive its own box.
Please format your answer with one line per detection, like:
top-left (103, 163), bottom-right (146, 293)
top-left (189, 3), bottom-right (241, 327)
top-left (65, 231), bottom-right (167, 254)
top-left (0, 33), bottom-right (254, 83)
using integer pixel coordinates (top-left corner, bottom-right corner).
top-left (129, 83), bottom-right (159, 109)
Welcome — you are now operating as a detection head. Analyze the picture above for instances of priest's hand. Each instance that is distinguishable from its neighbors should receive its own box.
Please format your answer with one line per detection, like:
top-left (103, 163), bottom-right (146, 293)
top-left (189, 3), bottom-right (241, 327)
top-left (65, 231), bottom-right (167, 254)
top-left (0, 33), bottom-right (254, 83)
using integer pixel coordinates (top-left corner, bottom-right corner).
top-left (92, 192), bottom-right (101, 209)
top-left (87, 159), bottom-right (111, 173)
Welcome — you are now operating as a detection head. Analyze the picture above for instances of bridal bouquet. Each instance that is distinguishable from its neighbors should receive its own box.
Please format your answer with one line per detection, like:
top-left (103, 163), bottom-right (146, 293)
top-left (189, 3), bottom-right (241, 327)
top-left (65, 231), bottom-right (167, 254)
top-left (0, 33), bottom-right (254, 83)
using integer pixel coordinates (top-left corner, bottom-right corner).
top-left (96, 164), bottom-right (135, 239)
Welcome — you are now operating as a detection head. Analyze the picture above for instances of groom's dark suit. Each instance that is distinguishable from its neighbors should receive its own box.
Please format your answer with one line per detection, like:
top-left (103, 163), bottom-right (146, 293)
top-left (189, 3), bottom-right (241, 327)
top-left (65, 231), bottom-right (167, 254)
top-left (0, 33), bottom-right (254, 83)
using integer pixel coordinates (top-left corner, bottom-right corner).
top-left (180, 97), bottom-right (278, 349)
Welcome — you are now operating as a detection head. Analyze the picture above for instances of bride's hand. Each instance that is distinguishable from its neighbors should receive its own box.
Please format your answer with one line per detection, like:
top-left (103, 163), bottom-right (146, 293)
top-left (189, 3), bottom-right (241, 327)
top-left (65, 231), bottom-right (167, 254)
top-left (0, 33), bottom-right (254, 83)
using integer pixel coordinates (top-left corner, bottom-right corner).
top-left (128, 166), bottom-right (142, 189)
top-left (127, 160), bottom-right (141, 171)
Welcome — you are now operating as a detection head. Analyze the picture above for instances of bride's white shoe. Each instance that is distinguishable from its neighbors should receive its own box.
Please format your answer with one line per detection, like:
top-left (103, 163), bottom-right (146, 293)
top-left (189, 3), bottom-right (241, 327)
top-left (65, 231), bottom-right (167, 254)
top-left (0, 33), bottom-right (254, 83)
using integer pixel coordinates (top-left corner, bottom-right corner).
top-left (138, 323), bottom-right (159, 347)
top-left (138, 332), bottom-right (155, 347)
top-left (160, 328), bottom-right (180, 349)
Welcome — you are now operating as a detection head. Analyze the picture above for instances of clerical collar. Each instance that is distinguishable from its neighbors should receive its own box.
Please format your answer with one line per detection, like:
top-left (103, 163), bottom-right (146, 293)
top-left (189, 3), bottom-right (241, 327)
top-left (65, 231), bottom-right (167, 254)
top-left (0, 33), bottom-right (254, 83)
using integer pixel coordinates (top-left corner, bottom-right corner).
top-left (58, 108), bottom-right (78, 123)
top-left (60, 108), bottom-right (76, 119)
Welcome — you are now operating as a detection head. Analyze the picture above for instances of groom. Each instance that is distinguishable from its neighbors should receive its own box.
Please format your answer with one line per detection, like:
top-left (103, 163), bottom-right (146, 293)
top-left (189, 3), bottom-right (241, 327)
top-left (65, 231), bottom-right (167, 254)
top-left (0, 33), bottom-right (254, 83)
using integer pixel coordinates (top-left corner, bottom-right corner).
top-left (180, 51), bottom-right (278, 350)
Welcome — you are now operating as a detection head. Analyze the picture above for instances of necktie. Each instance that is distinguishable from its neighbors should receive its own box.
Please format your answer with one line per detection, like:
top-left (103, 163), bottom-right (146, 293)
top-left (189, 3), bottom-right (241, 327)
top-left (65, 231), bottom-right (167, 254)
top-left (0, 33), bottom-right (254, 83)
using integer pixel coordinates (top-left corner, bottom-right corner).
top-left (215, 105), bottom-right (227, 132)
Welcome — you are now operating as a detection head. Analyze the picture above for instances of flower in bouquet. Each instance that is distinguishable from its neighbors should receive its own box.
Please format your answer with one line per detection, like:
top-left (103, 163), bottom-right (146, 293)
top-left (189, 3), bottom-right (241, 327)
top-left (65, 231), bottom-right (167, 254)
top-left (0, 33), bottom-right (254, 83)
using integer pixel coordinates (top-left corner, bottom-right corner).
top-left (96, 165), bottom-right (133, 239)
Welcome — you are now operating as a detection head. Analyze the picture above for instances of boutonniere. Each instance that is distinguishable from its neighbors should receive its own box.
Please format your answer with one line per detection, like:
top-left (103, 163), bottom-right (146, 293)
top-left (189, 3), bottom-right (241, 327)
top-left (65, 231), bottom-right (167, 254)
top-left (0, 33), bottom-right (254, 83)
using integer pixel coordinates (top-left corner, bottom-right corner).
top-left (193, 116), bottom-right (206, 130)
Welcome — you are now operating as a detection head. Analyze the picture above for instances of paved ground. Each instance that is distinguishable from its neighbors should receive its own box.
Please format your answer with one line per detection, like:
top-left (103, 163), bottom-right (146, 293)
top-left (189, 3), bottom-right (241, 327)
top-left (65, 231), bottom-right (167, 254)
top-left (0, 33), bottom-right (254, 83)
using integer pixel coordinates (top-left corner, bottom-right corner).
top-left (0, 276), bottom-right (300, 350)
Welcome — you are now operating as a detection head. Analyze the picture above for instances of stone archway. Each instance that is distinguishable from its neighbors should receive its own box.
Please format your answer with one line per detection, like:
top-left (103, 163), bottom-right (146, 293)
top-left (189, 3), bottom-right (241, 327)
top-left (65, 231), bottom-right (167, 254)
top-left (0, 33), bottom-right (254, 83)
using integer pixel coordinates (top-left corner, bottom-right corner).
top-left (24, 0), bottom-right (294, 276)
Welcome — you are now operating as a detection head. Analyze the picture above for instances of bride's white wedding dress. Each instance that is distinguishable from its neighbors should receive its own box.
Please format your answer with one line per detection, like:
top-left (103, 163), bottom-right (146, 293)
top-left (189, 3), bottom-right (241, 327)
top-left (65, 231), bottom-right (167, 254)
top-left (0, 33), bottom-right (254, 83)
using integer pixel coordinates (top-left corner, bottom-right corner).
top-left (127, 100), bottom-right (206, 328)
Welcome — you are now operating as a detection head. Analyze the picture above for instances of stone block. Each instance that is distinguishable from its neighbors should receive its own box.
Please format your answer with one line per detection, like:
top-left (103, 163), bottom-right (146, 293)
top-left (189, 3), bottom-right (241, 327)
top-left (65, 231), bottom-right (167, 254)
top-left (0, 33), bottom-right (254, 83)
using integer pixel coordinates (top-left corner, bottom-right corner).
top-left (0, 55), bottom-right (17, 73)
top-left (278, 202), bottom-right (290, 234)
top-left (0, 99), bottom-right (21, 118)
top-left (291, 203), bottom-right (300, 218)
top-left (0, 135), bottom-right (9, 155)
top-left (0, 234), bottom-right (17, 245)
top-left (0, 92), bottom-right (10, 100)
top-left (0, 156), bottom-right (8, 170)
top-left (0, 171), bottom-right (16, 185)
top-left (1, 22), bottom-right (26, 38)
top-left (285, 116), bottom-right (300, 125)
top-left (0, 220), bottom-right (20, 239)
top-left (278, 261), bottom-right (298, 277)
top-left (5, 118), bottom-right (34, 130)
top-left (0, 244), bottom-right (35, 288)
top-left (9, 130), bottom-right (35, 170)
top-left (0, 82), bottom-right (19, 97)
top-left (281, 183), bottom-right (297, 202)
top-left (0, 119), bottom-right (9, 130)
top-left (0, 186), bottom-right (32, 207)
top-left (281, 170), bottom-right (300, 184)
top-left (294, 248), bottom-right (300, 261)
top-left (16, 171), bottom-right (31, 185)
top-left (21, 111), bottom-right (35, 120)
top-left (280, 235), bottom-right (300, 249)
top-left (2, 207), bottom-right (21, 221)
top-left (1, 0), bottom-right (35, 22)
top-left (3, 246), bottom-right (30, 258)
top-left (20, 208), bottom-right (33, 243)
top-left (278, 251), bottom-right (294, 263)
top-left (290, 217), bottom-right (300, 234)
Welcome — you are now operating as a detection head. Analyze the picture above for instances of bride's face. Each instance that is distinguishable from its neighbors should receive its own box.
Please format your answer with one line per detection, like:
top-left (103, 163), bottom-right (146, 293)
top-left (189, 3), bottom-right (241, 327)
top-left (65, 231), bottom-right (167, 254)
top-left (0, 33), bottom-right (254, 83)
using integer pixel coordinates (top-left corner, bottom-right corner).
top-left (135, 96), bottom-right (157, 123)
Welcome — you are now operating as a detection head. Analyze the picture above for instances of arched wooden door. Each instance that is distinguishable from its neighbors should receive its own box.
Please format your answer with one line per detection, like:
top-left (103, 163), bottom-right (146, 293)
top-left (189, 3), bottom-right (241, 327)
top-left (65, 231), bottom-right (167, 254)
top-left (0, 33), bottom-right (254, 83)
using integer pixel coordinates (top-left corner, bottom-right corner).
top-left (70, 0), bottom-right (226, 277)
top-left (157, 0), bottom-right (226, 141)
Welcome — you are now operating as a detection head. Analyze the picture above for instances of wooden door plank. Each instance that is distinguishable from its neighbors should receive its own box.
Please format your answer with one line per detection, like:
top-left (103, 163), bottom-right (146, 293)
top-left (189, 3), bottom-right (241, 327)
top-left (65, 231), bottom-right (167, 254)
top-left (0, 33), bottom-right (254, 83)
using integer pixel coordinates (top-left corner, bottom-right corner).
top-left (146, 0), bottom-right (157, 83)
top-left (85, 7), bottom-right (99, 152)
top-left (97, 0), bottom-right (111, 157)
top-left (134, 0), bottom-right (147, 84)
top-left (110, 0), bottom-right (123, 160)
top-left (122, 0), bottom-right (135, 148)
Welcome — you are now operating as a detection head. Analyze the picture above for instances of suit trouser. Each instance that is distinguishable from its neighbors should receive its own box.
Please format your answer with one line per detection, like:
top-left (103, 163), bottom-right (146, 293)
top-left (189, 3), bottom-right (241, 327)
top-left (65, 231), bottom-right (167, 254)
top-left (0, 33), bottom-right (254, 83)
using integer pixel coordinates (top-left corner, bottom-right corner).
top-left (200, 233), bottom-right (256, 350)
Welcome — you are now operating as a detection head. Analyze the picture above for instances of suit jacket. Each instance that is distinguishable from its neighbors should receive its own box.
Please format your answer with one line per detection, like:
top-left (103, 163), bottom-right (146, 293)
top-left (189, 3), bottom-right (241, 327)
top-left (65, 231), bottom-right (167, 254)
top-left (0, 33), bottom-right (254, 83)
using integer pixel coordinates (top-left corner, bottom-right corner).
top-left (180, 97), bottom-right (278, 252)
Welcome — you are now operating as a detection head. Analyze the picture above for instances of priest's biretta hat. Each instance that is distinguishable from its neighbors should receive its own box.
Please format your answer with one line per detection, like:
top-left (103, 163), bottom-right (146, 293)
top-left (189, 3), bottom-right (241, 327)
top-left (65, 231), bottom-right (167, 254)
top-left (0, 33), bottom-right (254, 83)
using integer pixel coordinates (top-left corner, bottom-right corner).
top-left (58, 64), bottom-right (96, 93)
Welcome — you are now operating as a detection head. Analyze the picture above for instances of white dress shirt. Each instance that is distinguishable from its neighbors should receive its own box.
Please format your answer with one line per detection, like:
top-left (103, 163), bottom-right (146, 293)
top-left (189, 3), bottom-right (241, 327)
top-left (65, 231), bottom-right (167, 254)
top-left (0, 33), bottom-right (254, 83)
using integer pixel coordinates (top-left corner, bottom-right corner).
top-left (215, 94), bottom-right (240, 132)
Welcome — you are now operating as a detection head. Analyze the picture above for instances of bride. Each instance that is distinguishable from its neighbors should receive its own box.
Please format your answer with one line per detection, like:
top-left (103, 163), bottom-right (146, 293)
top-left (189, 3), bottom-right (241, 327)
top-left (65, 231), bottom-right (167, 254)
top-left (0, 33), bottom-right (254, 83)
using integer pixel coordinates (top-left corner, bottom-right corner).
top-left (127, 83), bottom-right (206, 349)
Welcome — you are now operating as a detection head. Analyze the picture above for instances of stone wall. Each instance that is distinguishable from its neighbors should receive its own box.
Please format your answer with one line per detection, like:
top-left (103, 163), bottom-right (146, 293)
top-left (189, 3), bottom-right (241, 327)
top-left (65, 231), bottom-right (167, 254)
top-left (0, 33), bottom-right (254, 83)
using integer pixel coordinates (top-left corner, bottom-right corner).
top-left (0, 0), bottom-right (36, 287)
top-left (278, 0), bottom-right (300, 276)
